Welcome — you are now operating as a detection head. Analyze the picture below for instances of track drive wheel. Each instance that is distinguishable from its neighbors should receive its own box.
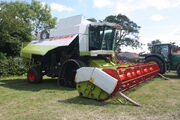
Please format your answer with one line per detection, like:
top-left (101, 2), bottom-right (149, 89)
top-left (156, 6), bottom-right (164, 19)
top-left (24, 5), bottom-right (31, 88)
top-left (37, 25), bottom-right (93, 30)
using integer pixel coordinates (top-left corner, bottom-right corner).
top-left (27, 67), bottom-right (43, 83)
top-left (58, 59), bottom-right (86, 88)
top-left (145, 57), bottom-right (165, 74)
top-left (177, 65), bottom-right (180, 77)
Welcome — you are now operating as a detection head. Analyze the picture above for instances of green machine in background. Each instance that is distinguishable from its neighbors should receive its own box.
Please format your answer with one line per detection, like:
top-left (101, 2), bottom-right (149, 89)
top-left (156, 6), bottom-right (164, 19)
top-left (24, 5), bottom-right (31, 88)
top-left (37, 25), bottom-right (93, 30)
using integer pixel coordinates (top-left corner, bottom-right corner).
top-left (143, 43), bottom-right (180, 76)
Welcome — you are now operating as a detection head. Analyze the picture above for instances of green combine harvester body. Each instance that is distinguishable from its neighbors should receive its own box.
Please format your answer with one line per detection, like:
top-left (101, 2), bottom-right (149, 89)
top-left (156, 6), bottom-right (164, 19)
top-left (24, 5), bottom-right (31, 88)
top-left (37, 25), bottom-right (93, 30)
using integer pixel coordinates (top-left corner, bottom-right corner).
top-left (21, 15), bottom-right (160, 104)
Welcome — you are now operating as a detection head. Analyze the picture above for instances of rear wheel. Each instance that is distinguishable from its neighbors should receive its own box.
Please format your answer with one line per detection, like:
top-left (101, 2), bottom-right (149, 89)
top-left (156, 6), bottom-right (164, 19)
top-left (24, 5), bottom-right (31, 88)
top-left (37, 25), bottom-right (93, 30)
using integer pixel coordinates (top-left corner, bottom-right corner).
top-left (58, 59), bottom-right (86, 88)
top-left (27, 67), bottom-right (42, 83)
top-left (145, 57), bottom-right (165, 74)
top-left (177, 65), bottom-right (180, 77)
top-left (40, 30), bottom-right (49, 40)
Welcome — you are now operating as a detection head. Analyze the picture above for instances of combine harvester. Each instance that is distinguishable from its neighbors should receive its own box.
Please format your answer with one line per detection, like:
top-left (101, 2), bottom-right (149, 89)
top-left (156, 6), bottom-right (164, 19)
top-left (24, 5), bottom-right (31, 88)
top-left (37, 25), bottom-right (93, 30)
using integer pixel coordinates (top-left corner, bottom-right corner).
top-left (21, 15), bottom-right (160, 106)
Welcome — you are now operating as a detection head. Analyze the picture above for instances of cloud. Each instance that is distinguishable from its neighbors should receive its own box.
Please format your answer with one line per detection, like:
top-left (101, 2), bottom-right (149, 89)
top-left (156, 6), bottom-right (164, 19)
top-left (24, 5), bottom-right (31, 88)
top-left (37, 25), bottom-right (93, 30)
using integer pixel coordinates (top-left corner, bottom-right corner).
top-left (142, 27), bottom-right (180, 46)
top-left (173, 27), bottom-right (180, 36)
top-left (157, 27), bottom-right (180, 45)
top-left (50, 3), bottom-right (73, 12)
top-left (93, 0), bottom-right (180, 13)
top-left (93, 0), bottom-right (111, 8)
top-left (116, 0), bottom-right (180, 13)
top-left (131, 26), bottom-right (180, 53)
top-left (151, 14), bottom-right (165, 21)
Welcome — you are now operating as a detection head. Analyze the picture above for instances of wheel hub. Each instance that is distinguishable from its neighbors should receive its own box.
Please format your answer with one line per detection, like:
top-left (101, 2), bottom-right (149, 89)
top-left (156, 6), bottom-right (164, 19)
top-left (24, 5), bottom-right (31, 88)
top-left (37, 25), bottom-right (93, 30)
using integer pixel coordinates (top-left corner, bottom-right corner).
top-left (29, 72), bottom-right (35, 81)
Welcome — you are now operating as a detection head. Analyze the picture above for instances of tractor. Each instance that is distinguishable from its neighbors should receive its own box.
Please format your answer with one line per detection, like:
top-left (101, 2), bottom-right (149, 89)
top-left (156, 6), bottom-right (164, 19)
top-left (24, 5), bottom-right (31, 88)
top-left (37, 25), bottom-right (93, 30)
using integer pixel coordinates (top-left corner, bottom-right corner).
top-left (21, 15), bottom-right (160, 105)
top-left (144, 43), bottom-right (180, 76)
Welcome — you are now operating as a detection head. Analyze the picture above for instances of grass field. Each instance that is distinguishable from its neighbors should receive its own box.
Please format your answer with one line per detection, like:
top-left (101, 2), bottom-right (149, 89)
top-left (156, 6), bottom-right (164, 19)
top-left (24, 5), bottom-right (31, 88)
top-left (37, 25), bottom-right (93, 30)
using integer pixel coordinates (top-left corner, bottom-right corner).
top-left (0, 72), bottom-right (180, 120)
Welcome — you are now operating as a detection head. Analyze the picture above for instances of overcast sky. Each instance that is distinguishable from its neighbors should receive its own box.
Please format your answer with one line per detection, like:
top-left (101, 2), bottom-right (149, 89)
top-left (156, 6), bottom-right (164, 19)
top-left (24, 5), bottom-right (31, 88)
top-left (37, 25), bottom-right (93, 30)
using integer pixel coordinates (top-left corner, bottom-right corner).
top-left (4, 0), bottom-right (180, 53)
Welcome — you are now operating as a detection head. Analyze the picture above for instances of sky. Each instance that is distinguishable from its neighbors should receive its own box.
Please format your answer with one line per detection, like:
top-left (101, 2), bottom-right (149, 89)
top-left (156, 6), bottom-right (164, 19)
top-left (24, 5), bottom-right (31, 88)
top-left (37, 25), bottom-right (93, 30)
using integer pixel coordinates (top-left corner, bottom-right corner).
top-left (2, 0), bottom-right (180, 53)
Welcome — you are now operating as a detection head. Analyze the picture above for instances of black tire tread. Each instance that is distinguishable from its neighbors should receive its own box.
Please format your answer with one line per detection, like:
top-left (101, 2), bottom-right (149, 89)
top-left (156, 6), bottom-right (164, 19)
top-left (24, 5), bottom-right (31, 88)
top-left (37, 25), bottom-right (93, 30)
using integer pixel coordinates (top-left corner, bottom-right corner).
top-left (145, 57), bottom-right (165, 74)
top-left (40, 30), bottom-right (49, 39)
top-left (58, 59), bottom-right (86, 88)
top-left (177, 65), bottom-right (180, 77)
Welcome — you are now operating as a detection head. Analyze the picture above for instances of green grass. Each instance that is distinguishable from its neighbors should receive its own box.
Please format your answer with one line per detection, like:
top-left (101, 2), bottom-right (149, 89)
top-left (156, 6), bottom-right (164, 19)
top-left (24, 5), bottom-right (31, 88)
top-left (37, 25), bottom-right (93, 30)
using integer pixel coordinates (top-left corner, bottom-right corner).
top-left (0, 72), bottom-right (180, 120)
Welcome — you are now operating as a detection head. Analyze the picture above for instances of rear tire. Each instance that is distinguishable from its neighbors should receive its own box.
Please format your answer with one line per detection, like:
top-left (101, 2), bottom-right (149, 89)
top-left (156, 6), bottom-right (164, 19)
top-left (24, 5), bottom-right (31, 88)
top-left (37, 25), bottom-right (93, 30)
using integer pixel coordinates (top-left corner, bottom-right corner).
top-left (58, 59), bottom-right (86, 88)
top-left (27, 67), bottom-right (42, 83)
top-left (40, 30), bottom-right (49, 40)
top-left (145, 57), bottom-right (165, 74)
top-left (177, 65), bottom-right (180, 77)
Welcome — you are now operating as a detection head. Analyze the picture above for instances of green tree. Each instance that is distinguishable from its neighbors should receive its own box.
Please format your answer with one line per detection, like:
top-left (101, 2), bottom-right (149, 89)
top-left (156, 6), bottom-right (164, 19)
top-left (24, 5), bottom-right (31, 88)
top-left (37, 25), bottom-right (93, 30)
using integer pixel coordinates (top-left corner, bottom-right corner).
top-left (0, 1), bottom-right (32, 56)
top-left (30, 0), bottom-right (57, 33)
top-left (104, 14), bottom-right (142, 52)
top-left (147, 39), bottom-right (161, 51)
top-left (0, 0), bottom-right (57, 57)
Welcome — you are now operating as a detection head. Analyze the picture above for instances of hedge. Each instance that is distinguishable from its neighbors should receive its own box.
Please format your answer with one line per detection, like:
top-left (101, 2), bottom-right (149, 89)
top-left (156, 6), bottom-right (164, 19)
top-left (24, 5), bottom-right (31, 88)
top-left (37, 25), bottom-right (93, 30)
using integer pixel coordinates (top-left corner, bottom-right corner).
top-left (0, 57), bottom-right (28, 76)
